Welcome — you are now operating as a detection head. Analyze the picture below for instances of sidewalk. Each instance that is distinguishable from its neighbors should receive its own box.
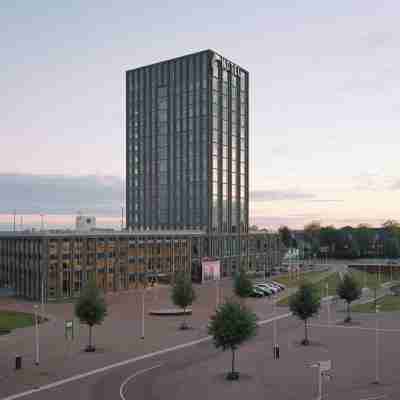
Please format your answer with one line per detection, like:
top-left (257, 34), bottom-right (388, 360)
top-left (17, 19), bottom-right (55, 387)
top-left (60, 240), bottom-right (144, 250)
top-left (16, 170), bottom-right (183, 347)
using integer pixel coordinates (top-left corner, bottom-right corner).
top-left (0, 279), bottom-right (281, 398)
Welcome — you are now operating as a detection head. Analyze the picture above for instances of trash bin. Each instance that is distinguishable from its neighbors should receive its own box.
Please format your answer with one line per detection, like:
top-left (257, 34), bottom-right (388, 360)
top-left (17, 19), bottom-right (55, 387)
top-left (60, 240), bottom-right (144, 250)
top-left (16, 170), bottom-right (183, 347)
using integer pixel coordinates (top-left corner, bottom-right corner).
top-left (15, 355), bottom-right (22, 370)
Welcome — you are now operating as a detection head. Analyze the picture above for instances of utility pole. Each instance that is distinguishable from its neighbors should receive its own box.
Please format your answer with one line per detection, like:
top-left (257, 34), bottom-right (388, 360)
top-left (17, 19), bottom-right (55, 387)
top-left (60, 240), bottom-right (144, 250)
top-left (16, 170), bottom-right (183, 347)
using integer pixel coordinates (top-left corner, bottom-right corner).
top-left (326, 282), bottom-right (331, 324)
top-left (34, 304), bottom-right (40, 365)
top-left (40, 214), bottom-right (45, 232)
top-left (41, 278), bottom-right (45, 315)
top-left (373, 305), bottom-right (380, 384)
top-left (141, 288), bottom-right (145, 339)
top-left (13, 209), bottom-right (16, 232)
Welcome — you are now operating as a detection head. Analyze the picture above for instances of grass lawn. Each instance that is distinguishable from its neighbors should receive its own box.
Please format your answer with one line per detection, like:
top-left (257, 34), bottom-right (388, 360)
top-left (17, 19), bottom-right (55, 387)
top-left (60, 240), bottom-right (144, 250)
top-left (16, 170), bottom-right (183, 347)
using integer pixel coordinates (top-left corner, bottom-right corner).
top-left (0, 310), bottom-right (35, 334)
top-left (276, 270), bottom-right (337, 306)
top-left (352, 295), bottom-right (400, 313)
top-left (276, 266), bottom-right (399, 308)
top-left (313, 272), bottom-right (341, 297)
top-left (350, 269), bottom-right (393, 289)
top-left (274, 270), bottom-right (332, 288)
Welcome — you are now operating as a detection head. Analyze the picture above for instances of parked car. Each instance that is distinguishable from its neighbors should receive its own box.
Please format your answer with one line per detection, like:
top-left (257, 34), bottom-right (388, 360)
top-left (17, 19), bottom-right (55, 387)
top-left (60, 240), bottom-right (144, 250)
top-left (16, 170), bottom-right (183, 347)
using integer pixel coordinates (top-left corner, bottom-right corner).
top-left (250, 287), bottom-right (265, 297)
top-left (254, 284), bottom-right (272, 296)
top-left (270, 281), bottom-right (286, 290)
top-left (258, 282), bottom-right (279, 294)
top-left (269, 281), bottom-right (285, 291)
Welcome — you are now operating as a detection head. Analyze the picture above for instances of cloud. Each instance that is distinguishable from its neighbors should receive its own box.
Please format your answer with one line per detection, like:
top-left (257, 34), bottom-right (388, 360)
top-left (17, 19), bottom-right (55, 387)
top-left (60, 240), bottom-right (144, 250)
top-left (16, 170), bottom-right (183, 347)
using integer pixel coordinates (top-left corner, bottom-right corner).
top-left (363, 31), bottom-right (393, 50)
top-left (353, 172), bottom-right (399, 192)
top-left (250, 189), bottom-right (316, 202)
top-left (250, 215), bottom-right (388, 231)
top-left (390, 180), bottom-right (400, 190)
top-left (250, 189), bottom-right (343, 203)
top-left (0, 173), bottom-right (124, 215)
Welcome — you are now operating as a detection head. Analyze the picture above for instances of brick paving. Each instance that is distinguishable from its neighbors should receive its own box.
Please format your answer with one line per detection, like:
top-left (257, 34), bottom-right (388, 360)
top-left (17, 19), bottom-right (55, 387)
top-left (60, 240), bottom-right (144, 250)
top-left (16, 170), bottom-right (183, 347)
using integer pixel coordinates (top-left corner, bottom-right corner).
top-left (2, 275), bottom-right (399, 400)
top-left (0, 279), bottom-right (279, 398)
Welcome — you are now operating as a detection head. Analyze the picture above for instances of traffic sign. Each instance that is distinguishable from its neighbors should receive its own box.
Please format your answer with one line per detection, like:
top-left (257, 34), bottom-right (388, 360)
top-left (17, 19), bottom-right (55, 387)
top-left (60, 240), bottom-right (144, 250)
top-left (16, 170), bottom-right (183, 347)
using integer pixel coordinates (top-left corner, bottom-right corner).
top-left (319, 360), bottom-right (331, 372)
top-left (65, 320), bottom-right (74, 340)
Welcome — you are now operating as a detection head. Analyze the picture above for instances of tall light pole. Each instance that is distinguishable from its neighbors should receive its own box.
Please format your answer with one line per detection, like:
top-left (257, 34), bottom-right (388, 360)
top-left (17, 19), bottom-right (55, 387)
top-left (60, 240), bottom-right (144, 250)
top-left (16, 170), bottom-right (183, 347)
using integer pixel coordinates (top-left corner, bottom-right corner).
top-left (216, 277), bottom-right (220, 309)
top-left (273, 294), bottom-right (277, 346)
top-left (141, 280), bottom-right (146, 339)
top-left (326, 282), bottom-right (331, 324)
top-left (141, 288), bottom-right (145, 339)
top-left (41, 278), bottom-right (45, 315)
top-left (40, 214), bottom-right (45, 232)
top-left (373, 304), bottom-right (380, 384)
top-left (34, 304), bottom-right (40, 365)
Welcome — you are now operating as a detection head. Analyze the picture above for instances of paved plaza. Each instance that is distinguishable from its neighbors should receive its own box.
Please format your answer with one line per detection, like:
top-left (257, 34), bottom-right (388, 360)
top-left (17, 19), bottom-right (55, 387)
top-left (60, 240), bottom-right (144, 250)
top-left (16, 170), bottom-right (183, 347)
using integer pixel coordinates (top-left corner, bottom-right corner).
top-left (1, 277), bottom-right (400, 399)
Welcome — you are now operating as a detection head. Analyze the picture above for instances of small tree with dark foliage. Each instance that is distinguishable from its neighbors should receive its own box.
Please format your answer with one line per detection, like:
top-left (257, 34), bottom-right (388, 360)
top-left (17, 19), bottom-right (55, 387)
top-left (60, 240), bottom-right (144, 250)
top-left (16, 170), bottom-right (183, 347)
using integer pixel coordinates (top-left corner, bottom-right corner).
top-left (337, 273), bottom-right (362, 323)
top-left (171, 271), bottom-right (196, 329)
top-left (208, 299), bottom-right (258, 380)
top-left (233, 268), bottom-right (253, 300)
top-left (75, 281), bottom-right (107, 352)
top-left (289, 281), bottom-right (320, 345)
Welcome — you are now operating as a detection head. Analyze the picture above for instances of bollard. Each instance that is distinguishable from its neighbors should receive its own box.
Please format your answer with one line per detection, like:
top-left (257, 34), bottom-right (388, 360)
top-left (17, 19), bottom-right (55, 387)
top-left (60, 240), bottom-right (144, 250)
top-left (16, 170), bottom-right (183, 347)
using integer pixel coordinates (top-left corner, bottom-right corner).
top-left (15, 355), bottom-right (22, 370)
top-left (273, 344), bottom-right (280, 360)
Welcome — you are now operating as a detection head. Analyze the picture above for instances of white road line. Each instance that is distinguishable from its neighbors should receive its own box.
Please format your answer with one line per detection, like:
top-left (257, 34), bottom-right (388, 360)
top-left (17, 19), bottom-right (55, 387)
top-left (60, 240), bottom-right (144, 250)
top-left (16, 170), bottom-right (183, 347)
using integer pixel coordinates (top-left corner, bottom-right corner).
top-left (310, 323), bottom-right (400, 332)
top-left (119, 364), bottom-right (162, 400)
top-left (1, 313), bottom-right (291, 400)
top-left (360, 395), bottom-right (387, 400)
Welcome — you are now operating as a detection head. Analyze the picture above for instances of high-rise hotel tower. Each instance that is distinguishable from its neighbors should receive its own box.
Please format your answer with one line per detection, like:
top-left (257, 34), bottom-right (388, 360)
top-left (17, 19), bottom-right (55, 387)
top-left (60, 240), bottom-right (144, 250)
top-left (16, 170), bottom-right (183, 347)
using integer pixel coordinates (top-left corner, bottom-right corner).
top-left (126, 50), bottom-right (248, 234)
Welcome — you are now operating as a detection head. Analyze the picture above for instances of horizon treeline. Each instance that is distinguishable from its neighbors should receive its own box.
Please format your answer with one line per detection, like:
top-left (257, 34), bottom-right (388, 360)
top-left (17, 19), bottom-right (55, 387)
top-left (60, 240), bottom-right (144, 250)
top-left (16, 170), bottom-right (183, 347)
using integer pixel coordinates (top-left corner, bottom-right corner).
top-left (278, 220), bottom-right (400, 259)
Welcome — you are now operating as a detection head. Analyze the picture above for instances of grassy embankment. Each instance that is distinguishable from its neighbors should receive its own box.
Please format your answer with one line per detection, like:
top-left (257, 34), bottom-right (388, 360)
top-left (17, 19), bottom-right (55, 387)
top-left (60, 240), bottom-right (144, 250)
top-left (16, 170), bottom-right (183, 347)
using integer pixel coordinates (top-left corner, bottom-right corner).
top-left (0, 310), bottom-right (35, 335)
top-left (352, 295), bottom-right (400, 313)
top-left (275, 270), bottom-right (336, 306)
top-left (277, 267), bottom-right (399, 309)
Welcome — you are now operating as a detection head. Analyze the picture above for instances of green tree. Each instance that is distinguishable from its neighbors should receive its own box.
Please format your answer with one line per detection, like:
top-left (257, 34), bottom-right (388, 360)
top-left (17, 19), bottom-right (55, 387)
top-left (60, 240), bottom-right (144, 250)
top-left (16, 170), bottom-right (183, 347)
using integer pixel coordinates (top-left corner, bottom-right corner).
top-left (304, 221), bottom-right (322, 256)
top-left (289, 281), bottom-right (320, 345)
top-left (278, 225), bottom-right (292, 248)
top-left (383, 220), bottom-right (400, 237)
top-left (383, 237), bottom-right (400, 259)
top-left (171, 271), bottom-right (196, 329)
top-left (319, 225), bottom-right (338, 257)
top-left (336, 273), bottom-right (362, 323)
top-left (208, 299), bottom-right (258, 380)
top-left (233, 268), bottom-right (253, 300)
top-left (354, 224), bottom-right (374, 258)
top-left (348, 237), bottom-right (360, 259)
top-left (75, 281), bottom-right (107, 352)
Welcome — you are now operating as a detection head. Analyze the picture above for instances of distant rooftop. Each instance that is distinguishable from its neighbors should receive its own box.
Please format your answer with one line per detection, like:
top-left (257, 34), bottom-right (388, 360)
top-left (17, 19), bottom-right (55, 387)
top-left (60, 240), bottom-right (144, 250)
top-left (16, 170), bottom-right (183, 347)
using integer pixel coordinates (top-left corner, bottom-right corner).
top-left (0, 229), bottom-right (206, 239)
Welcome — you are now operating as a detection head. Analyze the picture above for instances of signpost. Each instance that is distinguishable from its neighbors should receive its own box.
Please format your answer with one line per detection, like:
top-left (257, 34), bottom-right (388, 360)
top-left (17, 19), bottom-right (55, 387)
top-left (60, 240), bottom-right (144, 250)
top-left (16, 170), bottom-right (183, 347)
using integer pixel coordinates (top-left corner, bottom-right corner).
top-left (310, 360), bottom-right (332, 400)
top-left (65, 320), bottom-right (74, 340)
top-left (374, 305), bottom-right (380, 384)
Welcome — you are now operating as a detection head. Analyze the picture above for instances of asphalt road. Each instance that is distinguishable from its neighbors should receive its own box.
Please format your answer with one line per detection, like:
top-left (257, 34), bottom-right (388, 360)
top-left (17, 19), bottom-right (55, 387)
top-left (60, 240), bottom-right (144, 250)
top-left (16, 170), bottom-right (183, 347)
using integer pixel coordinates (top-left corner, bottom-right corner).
top-left (4, 312), bottom-right (400, 400)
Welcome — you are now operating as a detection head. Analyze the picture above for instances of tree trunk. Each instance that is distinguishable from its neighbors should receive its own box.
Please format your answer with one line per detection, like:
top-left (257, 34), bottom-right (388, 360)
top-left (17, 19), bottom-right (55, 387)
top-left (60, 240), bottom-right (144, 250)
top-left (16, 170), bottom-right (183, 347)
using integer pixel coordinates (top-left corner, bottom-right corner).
top-left (182, 307), bottom-right (187, 329)
top-left (304, 319), bottom-right (309, 344)
top-left (231, 348), bottom-right (235, 375)
top-left (347, 301), bottom-right (351, 322)
top-left (89, 325), bottom-right (93, 349)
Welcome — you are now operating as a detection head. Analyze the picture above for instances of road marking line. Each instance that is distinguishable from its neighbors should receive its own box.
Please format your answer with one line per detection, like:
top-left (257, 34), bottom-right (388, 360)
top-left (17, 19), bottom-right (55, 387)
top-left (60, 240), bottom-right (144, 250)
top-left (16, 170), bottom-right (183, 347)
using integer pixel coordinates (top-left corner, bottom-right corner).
top-left (1, 313), bottom-right (291, 400)
top-left (359, 395), bottom-right (387, 400)
top-left (310, 323), bottom-right (400, 332)
top-left (119, 364), bottom-right (162, 400)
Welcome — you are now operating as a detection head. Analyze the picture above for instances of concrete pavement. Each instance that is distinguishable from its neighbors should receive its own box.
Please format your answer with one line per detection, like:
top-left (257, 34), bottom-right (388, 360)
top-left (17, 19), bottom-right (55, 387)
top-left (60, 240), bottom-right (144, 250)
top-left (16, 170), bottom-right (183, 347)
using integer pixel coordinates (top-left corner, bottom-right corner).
top-left (4, 312), bottom-right (400, 400)
top-left (0, 279), bottom-right (283, 398)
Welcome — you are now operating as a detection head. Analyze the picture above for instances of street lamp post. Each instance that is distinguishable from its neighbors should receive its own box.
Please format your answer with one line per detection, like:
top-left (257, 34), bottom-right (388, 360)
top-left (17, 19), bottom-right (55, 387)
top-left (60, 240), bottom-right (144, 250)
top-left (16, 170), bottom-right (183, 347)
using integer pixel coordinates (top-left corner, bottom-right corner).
top-left (273, 295), bottom-right (277, 345)
top-left (34, 304), bottom-right (40, 365)
top-left (216, 278), bottom-right (220, 309)
top-left (141, 285), bottom-right (145, 339)
top-left (41, 278), bottom-right (45, 315)
top-left (373, 304), bottom-right (380, 384)
top-left (326, 283), bottom-right (331, 324)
